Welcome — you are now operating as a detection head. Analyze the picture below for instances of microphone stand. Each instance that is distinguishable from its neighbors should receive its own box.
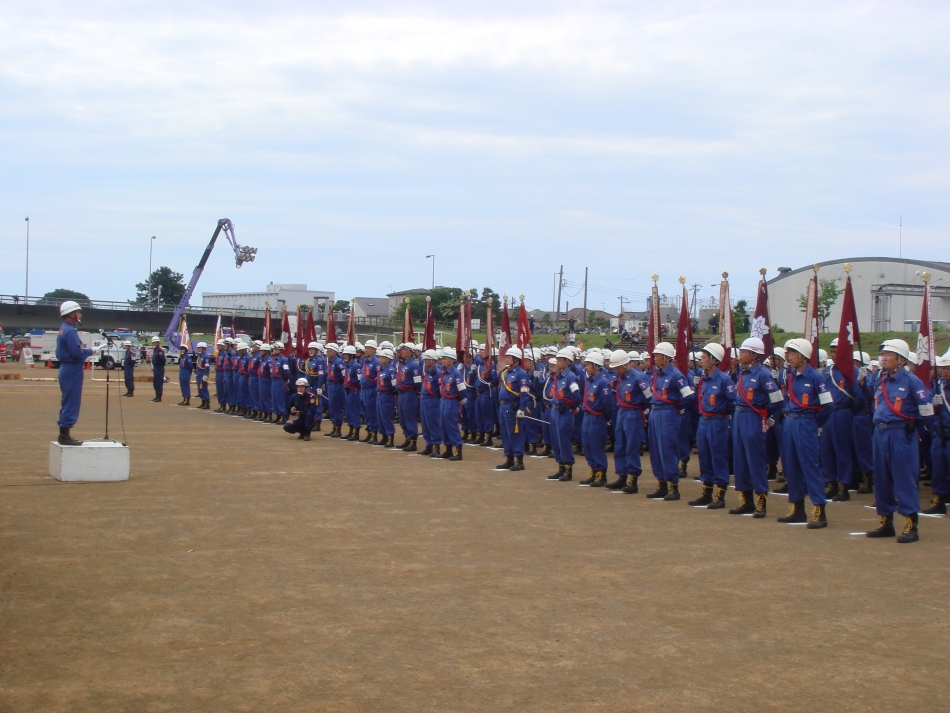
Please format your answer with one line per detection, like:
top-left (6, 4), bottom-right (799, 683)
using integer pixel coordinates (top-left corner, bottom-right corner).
top-left (104, 337), bottom-right (113, 441)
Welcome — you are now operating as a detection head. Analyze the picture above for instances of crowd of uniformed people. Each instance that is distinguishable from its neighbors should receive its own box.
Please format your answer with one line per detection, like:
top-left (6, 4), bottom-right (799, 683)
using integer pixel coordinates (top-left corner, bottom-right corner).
top-left (164, 329), bottom-right (949, 545)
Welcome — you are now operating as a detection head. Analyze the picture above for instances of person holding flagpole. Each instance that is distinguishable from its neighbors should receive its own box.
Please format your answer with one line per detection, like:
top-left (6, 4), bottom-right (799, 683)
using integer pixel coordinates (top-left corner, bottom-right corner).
top-left (496, 346), bottom-right (532, 472)
top-left (924, 352), bottom-right (950, 514)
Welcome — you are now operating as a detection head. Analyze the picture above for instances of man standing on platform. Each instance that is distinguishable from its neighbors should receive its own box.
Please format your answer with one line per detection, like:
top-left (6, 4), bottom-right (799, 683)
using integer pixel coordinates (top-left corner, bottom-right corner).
top-left (55, 301), bottom-right (93, 445)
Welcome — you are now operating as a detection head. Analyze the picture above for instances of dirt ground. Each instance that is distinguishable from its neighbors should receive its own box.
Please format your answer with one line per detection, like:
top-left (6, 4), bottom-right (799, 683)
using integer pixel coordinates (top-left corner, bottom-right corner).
top-left (2, 362), bottom-right (948, 713)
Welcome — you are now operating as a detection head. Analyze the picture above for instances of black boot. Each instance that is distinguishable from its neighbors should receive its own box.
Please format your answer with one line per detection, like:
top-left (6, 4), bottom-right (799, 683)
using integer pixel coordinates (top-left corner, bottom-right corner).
top-left (778, 499), bottom-right (807, 523)
top-left (572, 443), bottom-right (582, 455)
top-left (752, 493), bottom-right (768, 519)
top-left (866, 514), bottom-right (895, 538)
top-left (449, 445), bottom-right (463, 461)
top-left (346, 427), bottom-right (361, 442)
top-left (772, 474), bottom-right (788, 494)
top-left (440, 445), bottom-right (453, 459)
top-left (729, 490), bottom-right (755, 515)
top-left (579, 468), bottom-right (596, 486)
top-left (313, 421), bottom-right (322, 432)
top-left (495, 456), bottom-right (514, 470)
top-left (688, 484), bottom-right (713, 507)
top-left (324, 424), bottom-right (336, 436)
top-left (332, 425), bottom-right (343, 438)
top-left (646, 480), bottom-right (669, 499)
top-left (429, 444), bottom-right (442, 458)
top-left (200, 400), bottom-right (211, 410)
top-left (384, 434), bottom-right (396, 448)
top-left (403, 437), bottom-right (418, 453)
top-left (832, 482), bottom-right (850, 502)
top-left (678, 460), bottom-right (688, 478)
top-left (361, 430), bottom-right (374, 443)
top-left (605, 474), bottom-right (626, 490)
top-left (177, 397), bottom-right (186, 405)
top-left (558, 464), bottom-right (573, 481)
top-left (397, 438), bottom-right (410, 449)
top-left (373, 433), bottom-right (388, 446)
top-left (605, 440), bottom-right (614, 453)
top-left (806, 504), bottom-right (828, 529)
top-left (151, 395), bottom-right (162, 403)
top-left (621, 474), bottom-right (639, 494)
top-left (510, 456), bottom-right (525, 472)
top-left (473, 432), bottom-right (485, 446)
top-left (421, 443), bottom-right (434, 456)
top-left (923, 495), bottom-right (947, 515)
top-left (182, 397), bottom-right (191, 407)
top-left (766, 463), bottom-right (778, 481)
top-left (57, 427), bottom-right (83, 446)
top-left (708, 484), bottom-right (727, 510)
top-left (215, 403), bottom-right (225, 412)
top-left (547, 464), bottom-right (566, 481)
top-left (896, 513), bottom-right (920, 543)
top-left (484, 435), bottom-right (495, 448)
top-left (857, 473), bottom-right (874, 495)
top-left (297, 431), bottom-right (306, 440)
top-left (540, 444), bottom-right (552, 458)
top-left (302, 430), bottom-right (311, 441)
top-left (825, 481), bottom-right (837, 499)
top-left (663, 482), bottom-right (680, 501)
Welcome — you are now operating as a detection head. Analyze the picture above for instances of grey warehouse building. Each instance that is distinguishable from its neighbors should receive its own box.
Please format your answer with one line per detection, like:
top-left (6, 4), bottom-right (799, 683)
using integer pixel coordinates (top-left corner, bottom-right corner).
top-left (202, 283), bottom-right (335, 315)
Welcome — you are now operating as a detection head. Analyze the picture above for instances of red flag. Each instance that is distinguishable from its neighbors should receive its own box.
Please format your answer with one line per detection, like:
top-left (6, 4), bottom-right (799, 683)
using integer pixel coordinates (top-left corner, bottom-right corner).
top-left (484, 304), bottom-right (495, 361)
top-left (422, 297), bottom-right (436, 350)
top-left (346, 303), bottom-right (356, 346)
top-left (262, 304), bottom-right (273, 343)
top-left (717, 275), bottom-right (733, 373)
top-left (916, 278), bottom-right (934, 387)
top-left (325, 306), bottom-right (337, 345)
top-left (455, 296), bottom-right (471, 358)
top-left (499, 299), bottom-right (512, 351)
top-left (295, 308), bottom-right (307, 359)
top-left (803, 272), bottom-right (820, 368)
top-left (279, 307), bottom-right (292, 356)
top-left (751, 271), bottom-right (774, 365)
top-left (403, 299), bottom-right (415, 344)
top-left (834, 274), bottom-right (860, 385)
top-left (517, 300), bottom-right (532, 351)
top-left (674, 284), bottom-right (691, 375)
top-left (647, 281), bottom-right (661, 362)
top-left (305, 307), bottom-right (316, 348)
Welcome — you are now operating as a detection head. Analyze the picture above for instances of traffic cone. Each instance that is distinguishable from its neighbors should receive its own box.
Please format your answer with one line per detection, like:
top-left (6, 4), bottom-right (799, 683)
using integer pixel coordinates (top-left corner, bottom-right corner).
top-left (45, 359), bottom-right (51, 369)
top-left (84, 361), bottom-right (91, 370)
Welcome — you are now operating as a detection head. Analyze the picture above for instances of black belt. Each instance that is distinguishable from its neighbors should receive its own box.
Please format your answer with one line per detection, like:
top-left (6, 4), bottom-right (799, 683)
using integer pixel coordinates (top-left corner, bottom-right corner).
top-left (701, 414), bottom-right (728, 419)
top-left (785, 412), bottom-right (816, 419)
top-left (876, 422), bottom-right (912, 431)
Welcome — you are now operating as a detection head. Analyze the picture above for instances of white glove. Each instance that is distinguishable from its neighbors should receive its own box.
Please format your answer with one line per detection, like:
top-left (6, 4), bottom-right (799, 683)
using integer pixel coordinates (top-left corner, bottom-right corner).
top-left (316, 388), bottom-right (323, 396)
top-left (934, 394), bottom-right (944, 406)
top-left (771, 369), bottom-right (779, 380)
top-left (693, 375), bottom-right (700, 386)
top-left (766, 417), bottom-right (775, 428)
top-left (516, 409), bottom-right (525, 418)
top-left (817, 427), bottom-right (822, 436)
top-left (858, 367), bottom-right (868, 381)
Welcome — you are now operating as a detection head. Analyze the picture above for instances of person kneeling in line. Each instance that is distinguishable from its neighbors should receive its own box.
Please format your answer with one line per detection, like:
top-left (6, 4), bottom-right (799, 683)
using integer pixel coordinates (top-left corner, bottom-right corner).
top-left (283, 378), bottom-right (317, 441)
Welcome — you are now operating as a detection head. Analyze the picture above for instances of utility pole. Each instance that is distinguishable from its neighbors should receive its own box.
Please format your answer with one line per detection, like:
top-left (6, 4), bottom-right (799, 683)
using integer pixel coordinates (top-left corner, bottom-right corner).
top-left (555, 264), bottom-right (564, 324)
top-left (899, 215), bottom-right (902, 259)
top-left (582, 267), bottom-right (588, 329)
top-left (689, 283), bottom-right (702, 319)
top-left (618, 295), bottom-right (625, 317)
top-left (24, 217), bottom-right (30, 303)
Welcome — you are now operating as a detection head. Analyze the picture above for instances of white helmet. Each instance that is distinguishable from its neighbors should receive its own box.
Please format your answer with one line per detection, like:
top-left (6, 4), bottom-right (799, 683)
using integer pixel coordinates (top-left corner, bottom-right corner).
top-left (441, 346), bottom-right (457, 360)
top-left (584, 351), bottom-right (604, 367)
top-left (355, 342), bottom-right (364, 351)
top-left (506, 346), bottom-right (523, 360)
top-left (906, 350), bottom-right (918, 365)
top-left (773, 347), bottom-right (786, 360)
top-left (628, 350), bottom-right (640, 360)
top-left (702, 343), bottom-right (725, 362)
top-left (59, 300), bottom-right (82, 317)
top-left (853, 350), bottom-right (868, 365)
top-left (196, 341), bottom-right (208, 349)
top-left (730, 347), bottom-right (739, 359)
top-left (829, 337), bottom-right (839, 348)
top-left (600, 349), bottom-right (611, 362)
top-left (403, 342), bottom-right (416, 351)
top-left (935, 353), bottom-right (950, 368)
top-left (237, 342), bottom-right (248, 351)
top-left (295, 377), bottom-right (309, 387)
top-left (122, 340), bottom-right (132, 347)
top-left (259, 343), bottom-right (272, 351)
top-left (653, 342), bottom-right (675, 358)
top-left (609, 350), bottom-right (630, 369)
top-left (313, 343), bottom-right (325, 353)
top-left (532, 348), bottom-right (542, 362)
top-left (252, 340), bottom-right (263, 347)
top-left (379, 348), bottom-right (395, 359)
top-left (739, 337), bottom-right (765, 355)
top-left (379, 340), bottom-right (394, 350)
top-left (224, 337), bottom-right (233, 344)
top-left (422, 349), bottom-right (438, 360)
top-left (556, 348), bottom-right (574, 360)
top-left (364, 339), bottom-right (378, 349)
top-left (342, 345), bottom-right (357, 355)
top-left (216, 340), bottom-right (225, 346)
top-left (784, 338), bottom-right (812, 360)
top-left (326, 343), bottom-right (340, 352)
top-left (818, 349), bottom-right (828, 362)
top-left (307, 341), bottom-right (319, 350)
top-left (151, 336), bottom-right (160, 343)
top-left (272, 342), bottom-right (284, 350)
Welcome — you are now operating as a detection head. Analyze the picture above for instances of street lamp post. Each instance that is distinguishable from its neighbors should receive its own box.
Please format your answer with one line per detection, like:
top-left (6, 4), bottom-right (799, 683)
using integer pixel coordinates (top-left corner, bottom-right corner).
top-left (425, 254), bottom-right (435, 290)
top-left (24, 217), bottom-right (29, 303)
top-left (148, 235), bottom-right (157, 309)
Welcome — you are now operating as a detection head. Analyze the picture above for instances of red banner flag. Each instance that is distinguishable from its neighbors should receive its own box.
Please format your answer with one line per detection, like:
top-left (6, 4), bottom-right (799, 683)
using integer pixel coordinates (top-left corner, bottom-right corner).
top-left (803, 270), bottom-right (820, 368)
top-left (422, 297), bottom-right (436, 350)
top-left (647, 280), bottom-right (661, 361)
top-left (751, 270), bottom-right (774, 365)
top-left (280, 307), bottom-right (292, 356)
top-left (516, 299), bottom-right (532, 351)
top-left (499, 298), bottom-right (512, 351)
top-left (916, 277), bottom-right (934, 387)
top-left (305, 307), bottom-right (317, 348)
top-left (324, 300), bottom-right (337, 345)
top-left (295, 308), bottom-right (307, 359)
top-left (455, 296), bottom-right (472, 358)
top-left (346, 303), bottom-right (356, 347)
top-left (717, 274), bottom-right (733, 373)
top-left (403, 299), bottom-right (415, 345)
top-left (834, 272), bottom-right (860, 385)
top-left (262, 304), bottom-right (273, 344)
top-left (484, 304), bottom-right (494, 361)
top-left (674, 283), bottom-right (691, 376)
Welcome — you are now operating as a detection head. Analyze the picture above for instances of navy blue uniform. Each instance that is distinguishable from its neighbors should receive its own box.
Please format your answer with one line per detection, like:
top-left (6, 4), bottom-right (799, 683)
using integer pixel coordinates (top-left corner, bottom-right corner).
top-left (613, 368), bottom-right (651, 480)
top-left (215, 349), bottom-right (228, 406)
top-left (476, 357), bottom-right (497, 435)
top-left (327, 353), bottom-right (346, 427)
top-left (283, 389), bottom-right (317, 435)
top-left (498, 365), bottom-right (532, 458)
top-left (376, 362), bottom-right (398, 437)
top-left (361, 355), bottom-right (380, 434)
top-left (179, 350), bottom-right (194, 399)
top-left (783, 365), bottom-right (834, 506)
top-left (152, 345), bottom-right (166, 397)
top-left (696, 368), bottom-right (736, 487)
top-left (440, 363), bottom-right (468, 447)
top-left (396, 357), bottom-right (422, 438)
top-left (55, 321), bottom-right (93, 428)
top-left (195, 351), bottom-right (211, 401)
top-left (344, 358), bottom-right (362, 429)
top-left (648, 364), bottom-right (695, 484)
top-left (551, 369), bottom-right (582, 466)
top-left (123, 347), bottom-right (136, 393)
top-left (248, 351), bottom-right (262, 411)
top-left (421, 363), bottom-right (442, 447)
top-left (820, 365), bottom-right (865, 488)
top-left (931, 376), bottom-right (950, 500)
top-left (733, 363), bottom-right (783, 495)
top-left (581, 372), bottom-right (613, 472)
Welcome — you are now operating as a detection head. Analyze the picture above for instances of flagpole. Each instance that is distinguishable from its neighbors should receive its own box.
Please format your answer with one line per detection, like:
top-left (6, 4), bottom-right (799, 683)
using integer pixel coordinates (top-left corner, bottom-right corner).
top-left (845, 263), bottom-right (862, 368)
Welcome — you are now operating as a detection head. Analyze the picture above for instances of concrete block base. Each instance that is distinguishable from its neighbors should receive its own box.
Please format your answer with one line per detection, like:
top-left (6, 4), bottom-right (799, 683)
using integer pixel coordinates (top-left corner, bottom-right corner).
top-left (49, 441), bottom-right (130, 482)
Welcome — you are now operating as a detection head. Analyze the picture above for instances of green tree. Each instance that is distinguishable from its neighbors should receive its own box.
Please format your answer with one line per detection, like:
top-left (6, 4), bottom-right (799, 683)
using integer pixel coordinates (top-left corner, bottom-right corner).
top-left (134, 266), bottom-right (186, 307)
top-left (541, 312), bottom-right (553, 327)
top-left (392, 287), bottom-right (465, 322)
top-left (797, 278), bottom-right (842, 331)
top-left (471, 287), bottom-right (501, 322)
top-left (332, 300), bottom-right (351, 314)
top-left (43, 288), bottom-right (90, 306)
top-left (732, 299), bottom-right (748, 336)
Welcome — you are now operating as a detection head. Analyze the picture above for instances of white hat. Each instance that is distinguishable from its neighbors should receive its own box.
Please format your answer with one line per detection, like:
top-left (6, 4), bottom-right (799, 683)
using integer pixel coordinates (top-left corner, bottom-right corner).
top-left (313, 343), bottom-right (325, 353)
top-left (379, 348), bottom-right (395, 359)
top-left (422, 349), bottom-right (438, 360)
top-left (906, 350), bottom-right (918, 365)
top-left (151, 336), bottom-right (160, 343)
top-left (653, 342), bottom-right (675, 358)
top-left (224, 337), bottom-right (233, 344)
top-left (609, 350), bottom-right (630, 369)
top-left (870, 359), bottom-right (880, 368)
top-left (584, 351), bottom-right (604, 367)
top-left (492, 348), bottom-right (499, 356)
top-left (216, 340), bottom-right (225, 346)
top-left (739, 337), bottom-right (765, 355)
top-left (59, 300), bottom-right (82, 317)
top-left (829, 338), bottom-right (839, 348)
top-left (260, 343), bottom-right (272, 351)
top-left (853, 350), bottom-right (868, 365)
top-left (935, 353), bottom-right (950, 367)
top-left (355, 342), bottom-right (364, 351)
top-left (197, 341), bottom-right (208, 349)
top-left (506, 346), bottom-right (523, 360)
top-left (379, 341), bottom-right (394, 350)
top-left (295, 377), bottom-right (309, 386)
top-left (556, 348), bottom-right (574, 360)
top-left (326, 343), bottom-right (340, 352)
top-left (403, 342), bottom-right (416, 351)
top-left (818, 349), bottom-right (828, 362)
top-left (773, 347), bottom-right (786, 360)
top-left (272, 342), bottom-right (284, 350)
top-left (308, 341), bottom-right (319, 350)
top-left (342, 345), bottom-right (357, 355)
top-left (237, 342), bottom-right (248, 351)
top-left (122, 340), bottom-right (132, 347)
top-left (628, 351), bottom-right (640, 360)
top-left (702, 342), bottom-right (725, 362)
top-left (548, 357), bottom-right (557, 365)
top-left (600, 349), bottom-right (611, 361)
top-left (364, 339), bottom-right (378, 349)
top-left (252, 340), bottom-right (263, 347)
top-left (441, 346), bottom-right (457, 360)
top-left (784, 338), bottom-right (812, 360)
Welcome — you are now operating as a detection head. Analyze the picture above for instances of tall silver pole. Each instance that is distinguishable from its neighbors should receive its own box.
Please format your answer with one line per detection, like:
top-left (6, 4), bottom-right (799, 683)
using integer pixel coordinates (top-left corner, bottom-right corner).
top-left (426, 254), bottom-right (435, 290)
top-left (148, 235), bottom-right (156, 308)
top-left (24, 217), bottom-right (29, 303)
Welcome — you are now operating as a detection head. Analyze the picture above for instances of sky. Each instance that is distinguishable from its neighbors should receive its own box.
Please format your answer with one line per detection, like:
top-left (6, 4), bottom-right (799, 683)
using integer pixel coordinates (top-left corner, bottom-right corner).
top-left (1, 1), bottom-right (948, 314)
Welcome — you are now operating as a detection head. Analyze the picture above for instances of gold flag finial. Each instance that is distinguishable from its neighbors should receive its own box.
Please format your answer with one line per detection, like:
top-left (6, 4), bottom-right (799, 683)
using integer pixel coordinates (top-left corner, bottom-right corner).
top-left (721, 272), bottom-right (729, 280)
top-left (519, 293), bottom-right (525, 302)
top-left (503, 293), bottom-right (508, 303)
top-left (923, 272), bottom-right (932, 284)
top-left (264, 301), bottom-right (270, 309)
top-left (813, 263), bottom-right (820, 272)
top-left (678, 276), bottom-right (686, 285)
top-left (426, 295), bottom-right (431, 303)
top-left (405, 296), bottom-right (410, 304)
top-left (844, 263), bottom-right (852, 274)
top-left (651, 273), bottom-right (659, 283)
top-left (759, 268), bottom-right (767, 277)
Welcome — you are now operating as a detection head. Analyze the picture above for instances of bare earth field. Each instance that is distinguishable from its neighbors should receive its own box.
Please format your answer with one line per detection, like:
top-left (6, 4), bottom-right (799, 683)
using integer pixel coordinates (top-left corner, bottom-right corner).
top-left (2, 363), bottom-right (948, 713)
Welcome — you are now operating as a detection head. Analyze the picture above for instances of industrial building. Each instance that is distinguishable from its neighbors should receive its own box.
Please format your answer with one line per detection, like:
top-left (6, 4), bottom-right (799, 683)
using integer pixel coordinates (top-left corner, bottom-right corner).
top-left (201, 283), bottom-right (334, 315)
top-left (765, 258), bottom-right (950, 334)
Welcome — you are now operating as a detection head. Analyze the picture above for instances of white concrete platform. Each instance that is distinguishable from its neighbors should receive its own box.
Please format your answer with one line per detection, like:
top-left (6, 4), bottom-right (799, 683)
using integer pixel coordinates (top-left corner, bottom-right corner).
top-left (49, 441), bottom-right (130, 482)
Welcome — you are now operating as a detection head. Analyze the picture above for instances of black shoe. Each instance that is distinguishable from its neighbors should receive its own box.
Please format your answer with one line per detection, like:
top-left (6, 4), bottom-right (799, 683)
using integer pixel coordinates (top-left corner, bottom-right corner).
top-left (297, 432), bottom-right (306, 440)
top-left (558, 465), bottom-right (573, 482)
top-left (866, 515), bottom-right (895, 538)
top-left (772, 479), bottom-right (788, 494)
top-left (621, 474), bottom-right (639, 494)
top-left (540, 445), bottom-right (552, 458)
top-left (123, 391), bottom-right (134, 397)
top-left (303, 433), bottom-right (311, 441)
top-left (825, 481), bottom-right (837, 499)
top-left (421, 445), bottom-right (434, 456)
top-left (331, 426), bottom-right (343, 438)
top-left (473, 433), bottom-right (485, 446)
top-left (729, 491), bottom-right (755, 515)
top-left (361, 430), bottom-right (374, 443)
top-left (572, 443), bottom-right (583, 455)
top-left (324, 426), bottom-right (336, 437)
top-left (484, 436), bottom-right (494, 448)
top-left (510, 457), bottom-right (525, 472)
top-left (548, 465), bottom-right (566, 481)
top-left (403, 438), bottom-right (417, 453)
top-left (449, 445), bottom-right (463, 461)
top-left (440, 446), bottom-right (453, 459)
top-left (346, 428), bottom-right (361, 442)
top-left (708, 485), bottom-right (727, 509)
top-left (383, 435), bottom-right (396, 448)
top-left (579, 469), bottom-right (596, 486)
top-left (663, 483), bottom-right (681, 501)
top-left (857, 473), bottom-right (874, 495)
top-left (373, 434), bottom-right (388, 446)
top-left (806, 504), bottom-right (828, 529)
top-left (646, 480), bottom-right (669, 499)
top-left (831, 482), bottom-right (850, 502)
top-left (151, 396), bottom-right (161, 402)
top-left (688, 484), bottom-right (713, 507)
top-left (496, 457), bottom-right (514, 470)
top-left (766, 463), bottom-right (778, 481)
top-left (752, 493), bottom-right (768, 518)
top-left (678, 460), bottom-right (688, 478)
top-left (778, 500), bottom-right (807, 523)
top-left (896, 514), bottom-right (919, 543)
top-left (605, 475), bottom-right (625, 490)
top-left (57, 427), bottom-right (83, 446)
top-left (429, 444), bottom-right (442, 458)
top-left (397, 439), bottom-right (410, 449)
top-left (923, 496), bottom-right (947, 515)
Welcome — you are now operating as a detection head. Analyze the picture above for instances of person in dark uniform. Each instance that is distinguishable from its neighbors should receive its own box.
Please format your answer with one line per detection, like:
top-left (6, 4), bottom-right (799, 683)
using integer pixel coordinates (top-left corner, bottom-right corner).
top-left (122, 341), bottom-right (136, 397)
top-left (178, 341), bottom-right (194, 406)
top-left (151, 336), bottom-right (166, 402)
top-left (283, 378), bottom-right (317, 440)
top-left (195, 341), bottom-right (211, 409)
top-left (55, 301), bottom-right (93, 445)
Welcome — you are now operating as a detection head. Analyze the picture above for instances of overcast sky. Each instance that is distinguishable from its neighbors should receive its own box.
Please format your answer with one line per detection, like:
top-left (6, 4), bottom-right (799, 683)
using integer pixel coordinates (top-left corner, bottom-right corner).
top-left (2, 1), bottom-right (948, 314)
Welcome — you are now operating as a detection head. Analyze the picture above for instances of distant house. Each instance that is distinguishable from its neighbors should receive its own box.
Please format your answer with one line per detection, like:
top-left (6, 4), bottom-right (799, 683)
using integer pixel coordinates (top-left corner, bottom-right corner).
top-left (353, 297), bottom-right (390, 320)
top-left (386, 288), bottom-right (431, 316)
